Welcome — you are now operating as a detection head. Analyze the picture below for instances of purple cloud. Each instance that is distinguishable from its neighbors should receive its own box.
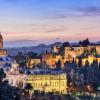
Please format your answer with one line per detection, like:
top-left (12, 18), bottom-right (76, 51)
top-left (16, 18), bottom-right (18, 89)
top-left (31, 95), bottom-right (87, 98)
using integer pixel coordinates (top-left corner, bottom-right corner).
top-left (44, 6), bottom-right (100, 20)
top-left (76, 6), bottom-right (100, 16)
top-left (45, 27), bottom-right (70, 33)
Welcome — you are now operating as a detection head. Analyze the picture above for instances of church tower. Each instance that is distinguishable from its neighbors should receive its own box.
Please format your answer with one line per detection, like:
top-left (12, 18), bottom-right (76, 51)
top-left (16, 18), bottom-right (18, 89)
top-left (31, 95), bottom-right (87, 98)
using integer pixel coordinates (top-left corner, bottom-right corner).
top-left (0, 33), bottom-right (3, 49)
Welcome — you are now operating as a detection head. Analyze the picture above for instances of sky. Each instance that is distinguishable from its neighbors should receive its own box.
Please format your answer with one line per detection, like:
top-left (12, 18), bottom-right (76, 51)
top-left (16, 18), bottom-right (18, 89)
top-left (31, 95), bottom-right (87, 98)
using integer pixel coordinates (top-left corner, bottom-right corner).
top-left (0, 0), bottom-right (100, 47)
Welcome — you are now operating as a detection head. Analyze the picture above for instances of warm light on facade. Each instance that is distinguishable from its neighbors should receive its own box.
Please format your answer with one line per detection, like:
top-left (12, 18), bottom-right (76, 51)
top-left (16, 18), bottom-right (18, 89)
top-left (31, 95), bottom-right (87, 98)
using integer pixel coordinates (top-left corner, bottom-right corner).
top-left (25, 73), bottom-right (67, 94)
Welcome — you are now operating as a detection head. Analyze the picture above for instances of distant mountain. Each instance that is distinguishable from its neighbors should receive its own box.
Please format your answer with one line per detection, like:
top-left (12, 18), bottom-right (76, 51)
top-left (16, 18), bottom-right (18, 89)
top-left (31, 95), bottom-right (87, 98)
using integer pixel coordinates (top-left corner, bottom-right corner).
top-left (50, 42), bottom-right (62, 46)
top-left (96, 41), bottom-right (100, 44)
top-left (6, 42), bottom-right (62, 56)
top-left (6, 41), bottom-right (100, 56)
top-left (4, 40), bottom-right (38, 48)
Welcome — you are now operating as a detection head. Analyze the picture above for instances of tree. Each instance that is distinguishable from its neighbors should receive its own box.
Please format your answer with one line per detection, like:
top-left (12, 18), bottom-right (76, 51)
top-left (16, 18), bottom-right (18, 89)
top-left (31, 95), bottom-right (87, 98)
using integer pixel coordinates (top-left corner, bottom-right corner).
top-left (79, 38), bottom-right (90, 46)
top-left (0, 68), bottom-right (21, 100)
top-left (64, 61), bottom-right (70, 72)
top-left (91, 59), bottom-right (99, 82)
top-left (79, 41), bottom-right (82, 45)
top-left (63, 42), bottom-right (70, 47)
top-left (0, 68), bottom-right (6, 80)
top-left (85, 38), bottom-right (90, 46)
top-left (27, 52), bottom-right (38, 59)
top-left (24, 83), bottom-right (33, 93)
top-left (78, 58), bottom-right (82, 68)
top-left (55, 59), bottom-right (61, 70)
top-left (84, 60), bottom-right (89, 81)
top-left (99, 63), bottom-right (100, 80)
top-left (85, 60), bottom-right (89, 68)
top-left (15, 52), bottom-right (27, 67)
top-left (91, 47), bottom-right (96, 55)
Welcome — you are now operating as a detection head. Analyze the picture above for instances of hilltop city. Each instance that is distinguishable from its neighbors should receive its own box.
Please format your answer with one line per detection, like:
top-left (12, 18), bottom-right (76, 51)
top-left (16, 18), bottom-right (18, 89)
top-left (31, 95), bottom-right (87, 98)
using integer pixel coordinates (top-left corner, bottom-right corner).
top-left (0, 33), bottom-right (100, 100)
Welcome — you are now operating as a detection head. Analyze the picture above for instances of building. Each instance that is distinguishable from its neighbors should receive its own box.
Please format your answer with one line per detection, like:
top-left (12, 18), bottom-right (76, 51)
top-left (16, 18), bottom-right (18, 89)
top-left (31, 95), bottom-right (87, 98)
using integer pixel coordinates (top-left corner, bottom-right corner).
top-left (95, 45), bottom-right (100, 55)
top-left (25, 71), bottom-right (67, 94)
top-left (6, 68), bottom-right (68, 94)
top-left (0, 33), bottom-right (7, 56)
top-left (51, 46), bottom-right (60, 53)
top-left (42, 53), bottom-right (56, 68)
top-left (49, 44), bottom-right (100, 67)
top-left (0, 56), bottom-right (12, 68)
top-left (76, 55), bottom-right (100, 66)
top-left (27, 58), bottom-right (41, 68)
top-left (0, 33), bottom-right (3, 48)
top-left (5, 64), bottom-right (26, 87)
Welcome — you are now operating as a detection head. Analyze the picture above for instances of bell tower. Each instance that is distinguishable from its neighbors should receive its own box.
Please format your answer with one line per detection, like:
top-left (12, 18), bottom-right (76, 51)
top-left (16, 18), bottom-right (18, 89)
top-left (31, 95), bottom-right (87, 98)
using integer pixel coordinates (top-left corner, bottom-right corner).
top-left (0, 33), bottom-right (3, 49)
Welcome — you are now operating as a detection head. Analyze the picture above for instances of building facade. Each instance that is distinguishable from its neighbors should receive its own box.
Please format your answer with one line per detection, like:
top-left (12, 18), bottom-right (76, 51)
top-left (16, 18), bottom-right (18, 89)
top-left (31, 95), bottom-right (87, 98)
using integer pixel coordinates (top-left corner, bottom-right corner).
top-left (25, 73), bottom-right (67, 94)
top-left (42, 53), bottom-right (56, 68)
top-left (27, 58), bottom-right (41, 68)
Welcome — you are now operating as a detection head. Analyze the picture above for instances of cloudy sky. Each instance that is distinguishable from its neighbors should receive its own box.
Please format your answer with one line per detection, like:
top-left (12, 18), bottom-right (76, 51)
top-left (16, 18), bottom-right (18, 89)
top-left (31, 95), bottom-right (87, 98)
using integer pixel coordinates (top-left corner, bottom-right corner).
top-left (0, 0), bottom-right (100, 47)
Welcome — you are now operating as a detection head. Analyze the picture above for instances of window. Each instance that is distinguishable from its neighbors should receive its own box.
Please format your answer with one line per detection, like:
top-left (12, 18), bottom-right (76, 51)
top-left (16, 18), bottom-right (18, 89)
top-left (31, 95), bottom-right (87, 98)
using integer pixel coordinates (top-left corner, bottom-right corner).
top-left (61, 81), bottom-right (64, 86)
top-left (34, 83), bottom-right (35, 87)
top-left (41, 83), bottom-right (42, 86)
top-left (35, 83), bottom-right (37, 87)
top-left (78, 49), bottom-right (80, 52)
top-left (56, 82), bottom-right (58, 87)
top-left (63, 90), bottom-right (65, 93)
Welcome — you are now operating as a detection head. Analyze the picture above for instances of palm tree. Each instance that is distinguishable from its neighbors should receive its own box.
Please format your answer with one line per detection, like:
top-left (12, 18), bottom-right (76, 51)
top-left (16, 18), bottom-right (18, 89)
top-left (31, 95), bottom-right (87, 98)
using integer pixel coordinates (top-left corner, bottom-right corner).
top-left (24, 83), bottom-right (33, 93)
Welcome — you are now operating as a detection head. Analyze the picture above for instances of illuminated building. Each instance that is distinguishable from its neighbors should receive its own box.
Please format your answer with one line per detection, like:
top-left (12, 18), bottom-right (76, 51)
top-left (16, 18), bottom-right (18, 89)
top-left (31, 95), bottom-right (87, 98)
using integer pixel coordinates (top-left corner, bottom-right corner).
top-left (72, 46), bottom-right (84, 56)
top-left (0, 33), bottom-right (3, 48)
top-left (76, 55), bottom-right (100, 66)
top-left (96, 45), bottom-right (100, 55)
top-left (6, 68), bottom-right (68, 94)
top-left (25, 71), bottom-right (67, 94)
top-left (0, 33), bottom-right (7, 56)
top-left (27, 58), bottom-right (41, 68)
top-left (64, 47), bottom-right (70, 56)
top-left (42, 53), bottom-right (56, 68)
top-left (5, 64), bottom-right (25, 87)
top-left (42, 43), bottom-right (100, 68)
top-left (51, 46), bottom-right (60, 53)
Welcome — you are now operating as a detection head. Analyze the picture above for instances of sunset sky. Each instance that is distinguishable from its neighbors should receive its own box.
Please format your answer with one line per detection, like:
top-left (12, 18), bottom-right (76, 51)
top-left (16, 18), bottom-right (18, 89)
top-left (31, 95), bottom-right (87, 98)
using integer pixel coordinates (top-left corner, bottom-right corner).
top-left (0, 0), bottom-right (100, 47)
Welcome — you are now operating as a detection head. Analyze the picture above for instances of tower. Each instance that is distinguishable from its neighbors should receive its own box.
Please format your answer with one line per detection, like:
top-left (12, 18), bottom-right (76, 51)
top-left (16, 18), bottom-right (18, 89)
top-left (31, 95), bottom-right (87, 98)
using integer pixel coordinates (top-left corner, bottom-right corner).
top-left (0, 33), bottom-right (3, 49)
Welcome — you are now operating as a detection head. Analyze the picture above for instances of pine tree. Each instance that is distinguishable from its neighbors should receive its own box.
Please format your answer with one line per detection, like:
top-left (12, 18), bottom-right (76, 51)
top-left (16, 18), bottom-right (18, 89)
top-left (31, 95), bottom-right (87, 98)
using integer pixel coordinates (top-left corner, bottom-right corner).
top-left (78, 58), bottom-right (82, 68)
top-left (55, 59), bottom-right (61, 70)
